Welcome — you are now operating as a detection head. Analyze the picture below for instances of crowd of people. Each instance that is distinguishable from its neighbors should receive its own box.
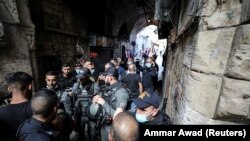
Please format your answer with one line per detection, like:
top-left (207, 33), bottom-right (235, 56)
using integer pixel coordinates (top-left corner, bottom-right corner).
top-left (0, 56), bottom-right (171, 141)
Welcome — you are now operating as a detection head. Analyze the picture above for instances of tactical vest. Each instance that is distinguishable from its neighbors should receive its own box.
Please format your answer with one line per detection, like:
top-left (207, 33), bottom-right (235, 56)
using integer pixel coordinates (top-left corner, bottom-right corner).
top-left (102, 84), bottom-right (124, 111)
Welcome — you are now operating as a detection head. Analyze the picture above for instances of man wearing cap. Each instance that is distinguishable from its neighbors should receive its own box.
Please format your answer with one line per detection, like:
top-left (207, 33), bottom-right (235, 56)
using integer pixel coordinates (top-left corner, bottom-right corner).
top-left (0, 72), bottom-right (33, 141)
top-left (133, 90), bottom-right (171, 125)
top-left (96, 62), bottom-right (116, 90)
top-left (92, 67), bottom-right (129, 141)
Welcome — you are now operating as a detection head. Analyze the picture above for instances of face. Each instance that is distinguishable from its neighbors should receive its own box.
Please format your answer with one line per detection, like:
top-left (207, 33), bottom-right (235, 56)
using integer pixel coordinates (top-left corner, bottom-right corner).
top-left (110, 60), bottom-right (117, 66)
top-left (75, 66), bottom-right (81, 70)
top-left (127, 61), bottom-right (133, 65)
top-left (86, 62), bottom-right (92, 70)
top-left (146, 59), bottom-right (152, 64)
top-left (62, 66), bottom-right (71, 76)
top-left (136, 106), bottom-right (158, 121)
top-left (75, 66), bottom-right (82, 74)
top-left (104, 75), bottom-right (111, 85)
top-left (105, 64), bottom-right (110, 71)
top-left (128, 64), bottom-right (135, 72)
top-left (45, 75), bottom-right (57, 89)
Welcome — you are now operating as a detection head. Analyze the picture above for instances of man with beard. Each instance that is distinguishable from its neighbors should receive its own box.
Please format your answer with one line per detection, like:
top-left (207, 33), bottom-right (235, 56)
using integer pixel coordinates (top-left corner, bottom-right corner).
top-left (45, 71), bottom-right (72, 141)
top-left (45, 71), bottom-right (67, 105)
top-left (17, 89), bottom-right (59, 141)
top-left (58, 63), bottom-right (76, 91)
top-left (92, 67), bottom-right (129, 141)
top-left (45, 71), bottom-right (60, 91)
top-left (0, 72), bottom-right (33, 141)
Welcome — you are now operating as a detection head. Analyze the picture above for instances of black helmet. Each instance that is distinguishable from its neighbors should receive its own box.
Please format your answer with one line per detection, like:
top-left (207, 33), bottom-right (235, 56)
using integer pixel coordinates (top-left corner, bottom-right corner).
top-left (75, 68), bottom-right (91, 80)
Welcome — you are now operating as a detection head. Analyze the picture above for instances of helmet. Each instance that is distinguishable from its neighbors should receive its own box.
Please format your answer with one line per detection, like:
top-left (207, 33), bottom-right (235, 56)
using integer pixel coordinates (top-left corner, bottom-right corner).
top-left (86, 103), bottom-right (104, 120)
top-left (90, 103), bottom-right (100, 116)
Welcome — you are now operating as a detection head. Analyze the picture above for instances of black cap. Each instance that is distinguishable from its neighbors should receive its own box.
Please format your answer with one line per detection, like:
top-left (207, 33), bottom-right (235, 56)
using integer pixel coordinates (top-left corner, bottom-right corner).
top-left (5, 72), bottom-right (33, 85)
top-left (76, 73), bottom-right (88, 80)
top-left (133, 90), bottom-right (160, 108)
top-left (103, 67), bottom-right (118, 78)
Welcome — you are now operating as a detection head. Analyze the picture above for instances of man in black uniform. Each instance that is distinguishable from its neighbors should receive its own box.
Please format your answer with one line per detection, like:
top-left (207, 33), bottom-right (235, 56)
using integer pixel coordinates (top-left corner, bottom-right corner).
top-left (17, 89), bottom-right (59, 141)
top-left (0, 72), bottom-right (33, 141)
top-left (133, 90), bottom-right (171, 125)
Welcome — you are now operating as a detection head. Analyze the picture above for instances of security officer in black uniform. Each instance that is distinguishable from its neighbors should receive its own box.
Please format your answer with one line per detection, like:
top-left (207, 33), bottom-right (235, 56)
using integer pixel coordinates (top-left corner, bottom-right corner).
top-left (133, 90), bottom-right (171, 125)
top-left (17, 89), bottom-right (59, 141)
top-left (92, 67), bottom-right (129, 141)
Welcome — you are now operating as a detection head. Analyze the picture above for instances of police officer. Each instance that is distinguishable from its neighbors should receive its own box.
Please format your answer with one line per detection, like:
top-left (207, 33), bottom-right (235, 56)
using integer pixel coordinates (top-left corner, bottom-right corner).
top-left (71, 68), bottom-right (99, 141)
top-left (133, 90), bottom-right (171, 125)
top-left (17, 89), bottom-right (59, 141)
top-left (69, 68), bottom-right (98, 116)
top-left (92, 67), bottom-right (129, 141)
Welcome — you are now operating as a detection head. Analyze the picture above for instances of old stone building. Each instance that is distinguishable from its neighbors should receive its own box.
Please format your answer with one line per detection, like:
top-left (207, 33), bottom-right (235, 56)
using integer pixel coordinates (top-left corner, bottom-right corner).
top-left (158, 0), bottom-right (250, 124)
top-left (0, 0), bottom-right (249, 124)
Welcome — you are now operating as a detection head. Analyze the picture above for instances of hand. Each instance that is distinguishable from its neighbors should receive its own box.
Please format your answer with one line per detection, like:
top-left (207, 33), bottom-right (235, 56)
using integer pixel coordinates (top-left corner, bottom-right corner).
top-left (92, 95), bottom-right (105, 105)
top-left (68, 91), bottom-right (73, 96)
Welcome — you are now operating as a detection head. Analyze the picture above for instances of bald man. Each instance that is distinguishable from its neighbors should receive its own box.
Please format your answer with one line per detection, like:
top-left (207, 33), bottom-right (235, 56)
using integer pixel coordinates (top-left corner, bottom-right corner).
top-left (109, 112), bottom-right (139, 141)
top-left (17, 89), bottom-right (59, 141)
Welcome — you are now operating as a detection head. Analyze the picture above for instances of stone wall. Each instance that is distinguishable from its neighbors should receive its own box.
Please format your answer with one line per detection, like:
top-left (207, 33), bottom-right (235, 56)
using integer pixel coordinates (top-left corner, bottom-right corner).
top-left (0, 0), bottom-right (34, 91)
top-left (35, 31), bottom-right (81, 87)
top-left (0, 0), bottom-right (87, 90)
top-left (165, 0), bottom-right (250, 124)
top-left (32, 0), bottom-right (87, 88)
